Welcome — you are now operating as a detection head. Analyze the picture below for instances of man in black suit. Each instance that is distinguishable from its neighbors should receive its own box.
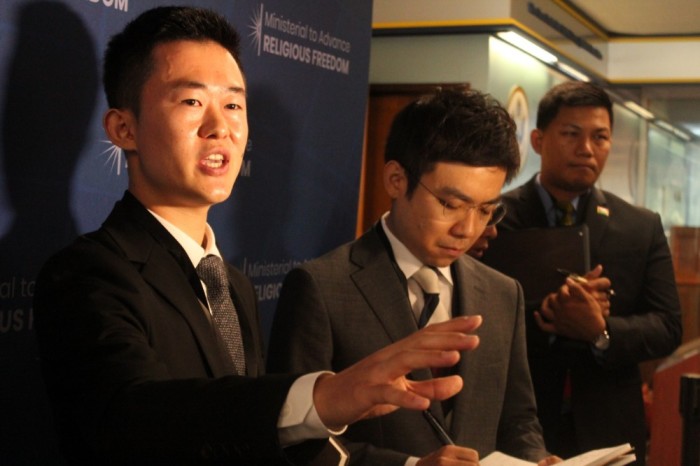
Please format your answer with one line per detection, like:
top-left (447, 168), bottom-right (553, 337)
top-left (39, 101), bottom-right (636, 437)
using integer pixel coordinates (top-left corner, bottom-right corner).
top-left (496, 81), bottom-right (682, 464)
top-left (33, 7), bottom-right (482, 465)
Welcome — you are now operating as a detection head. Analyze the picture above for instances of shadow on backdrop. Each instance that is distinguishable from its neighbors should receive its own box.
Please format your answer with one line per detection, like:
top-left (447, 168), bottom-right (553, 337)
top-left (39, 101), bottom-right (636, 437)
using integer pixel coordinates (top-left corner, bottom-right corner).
top-left (0, 2), bottom-right (98, 463)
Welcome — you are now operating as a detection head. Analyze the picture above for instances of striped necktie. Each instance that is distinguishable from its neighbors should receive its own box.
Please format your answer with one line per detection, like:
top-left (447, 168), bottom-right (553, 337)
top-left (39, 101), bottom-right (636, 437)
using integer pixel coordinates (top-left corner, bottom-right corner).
top-left (412, 266), bottom-right (440, 328)
top-left (556, 200), bottom-right (576, 226)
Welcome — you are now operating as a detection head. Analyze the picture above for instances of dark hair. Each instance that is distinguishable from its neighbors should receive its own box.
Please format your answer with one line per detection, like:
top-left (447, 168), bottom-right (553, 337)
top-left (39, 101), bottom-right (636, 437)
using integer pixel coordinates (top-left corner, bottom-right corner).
top-left (385, 87), bottom-right (520, 192)
top-left (536, 81), bottom-right (613, 130)
top-left (103, 6), bottom-right (242, 115)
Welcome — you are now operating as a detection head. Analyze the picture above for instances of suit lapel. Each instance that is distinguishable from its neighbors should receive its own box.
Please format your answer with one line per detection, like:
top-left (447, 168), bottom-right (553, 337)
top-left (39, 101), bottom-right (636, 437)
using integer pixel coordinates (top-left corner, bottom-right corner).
top-left (140, 250), bottom-right (233, 377)
top-left (349, 228), bottom-right (432, 382)
top-left (448, 258), bottom-right (482, 430)
top-left (505, 177), bottom-right (549, 229)
top-left (583, 187), bottom-right (609, 257)
top-left (102, 193), bottom-right (233, 377)
top-left (350, 230), bottom-right (418, 343)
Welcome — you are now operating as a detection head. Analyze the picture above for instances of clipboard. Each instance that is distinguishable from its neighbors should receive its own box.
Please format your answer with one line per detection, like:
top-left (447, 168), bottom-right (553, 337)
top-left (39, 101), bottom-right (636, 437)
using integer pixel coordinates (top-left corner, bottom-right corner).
top-left (481, 225), bottom-right (591, 303)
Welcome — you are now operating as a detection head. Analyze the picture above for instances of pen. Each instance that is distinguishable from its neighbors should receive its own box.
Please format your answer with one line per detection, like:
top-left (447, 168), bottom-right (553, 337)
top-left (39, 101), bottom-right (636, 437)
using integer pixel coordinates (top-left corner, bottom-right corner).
top-left (556, 268), bottom-right (615, 296)
top-left (423, 409), bottom-right (454, 446)
top-left (556, 268), bottom-right (588, 284)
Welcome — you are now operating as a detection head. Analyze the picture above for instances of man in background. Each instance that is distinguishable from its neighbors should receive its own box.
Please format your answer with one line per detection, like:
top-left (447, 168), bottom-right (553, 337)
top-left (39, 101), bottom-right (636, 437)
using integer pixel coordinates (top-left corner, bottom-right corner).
top-left (268, 88), bottom-right (559, 466)
top-left (466, 224), bottom-right (497, 259)
top-left (497, 81), bottom-right (682, 464)
top-left (33, 7), bottom-right (483, 464)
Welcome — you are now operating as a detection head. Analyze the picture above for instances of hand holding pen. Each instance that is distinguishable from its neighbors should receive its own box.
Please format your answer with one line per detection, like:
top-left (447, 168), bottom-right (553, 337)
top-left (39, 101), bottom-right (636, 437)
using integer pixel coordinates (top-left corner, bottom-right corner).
top-left (557, 265), bottom-right (614, 316)
top-left (535, 265), bottom-right (612, 339)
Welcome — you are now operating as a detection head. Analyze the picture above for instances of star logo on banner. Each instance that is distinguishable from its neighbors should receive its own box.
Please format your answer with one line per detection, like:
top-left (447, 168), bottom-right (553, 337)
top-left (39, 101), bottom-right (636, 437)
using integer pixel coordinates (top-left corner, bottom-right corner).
top-left (248, 3), bottom-right (264, 56)
top-left (100, 140), bottom-right (127, 176)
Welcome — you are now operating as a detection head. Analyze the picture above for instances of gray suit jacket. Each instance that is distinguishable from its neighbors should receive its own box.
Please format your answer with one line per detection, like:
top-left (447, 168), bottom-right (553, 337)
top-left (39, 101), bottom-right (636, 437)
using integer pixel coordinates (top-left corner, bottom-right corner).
top-left (268, 225), bottom-right (547, 465)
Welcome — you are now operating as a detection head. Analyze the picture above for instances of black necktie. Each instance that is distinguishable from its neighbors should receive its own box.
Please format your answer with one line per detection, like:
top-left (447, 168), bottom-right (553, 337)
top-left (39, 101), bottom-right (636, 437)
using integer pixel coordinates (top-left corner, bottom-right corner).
top-left (412, 266), bottom-right (440, 328)
top-left (196, 255), bottom-right (246, 375)
top-left (556, 200), bottom-right (576, 226)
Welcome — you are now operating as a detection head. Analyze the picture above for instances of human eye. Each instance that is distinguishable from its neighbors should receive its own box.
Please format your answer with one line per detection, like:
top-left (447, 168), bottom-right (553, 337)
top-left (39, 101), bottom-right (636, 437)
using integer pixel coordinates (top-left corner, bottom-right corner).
top-left (181, 98), bottom-right (201, 106)
top-left (478, 204), bottom-right (494, 217)
top-left (224, 91), bottom-right (246, 111)
top-left (441, 198), bottom-right (462, 211)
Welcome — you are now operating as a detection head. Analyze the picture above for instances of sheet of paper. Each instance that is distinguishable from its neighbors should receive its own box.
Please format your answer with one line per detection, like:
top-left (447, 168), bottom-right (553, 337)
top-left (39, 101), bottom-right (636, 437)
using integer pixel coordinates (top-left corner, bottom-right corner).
top-left (480, 444), bottom-right (634, 466)
top-left (480, 451), bottom-right (535, 466)
top-left (559, 444), bottom-right (633, 466)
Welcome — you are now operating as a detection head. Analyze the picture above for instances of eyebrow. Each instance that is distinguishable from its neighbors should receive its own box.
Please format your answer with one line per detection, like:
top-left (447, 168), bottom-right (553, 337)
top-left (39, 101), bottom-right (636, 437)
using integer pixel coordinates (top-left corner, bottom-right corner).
top-left (438, 185), bottom-right (501, 205)
top-left (562, 123), bottom-right (610, 133)
top-left (171, 80), bottom-right (246, 96)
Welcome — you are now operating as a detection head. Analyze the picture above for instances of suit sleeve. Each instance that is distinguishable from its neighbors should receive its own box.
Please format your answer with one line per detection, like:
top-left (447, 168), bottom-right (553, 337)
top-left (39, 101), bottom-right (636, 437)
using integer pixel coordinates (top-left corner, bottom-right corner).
top-left (603, 212), bottom-right (682, 367)
top-left (268, 267), bottom-right (335, 374)
top-left (34, 240), bottom-right (298, 465)
top-left (268, 267), bottom-right (412, 466)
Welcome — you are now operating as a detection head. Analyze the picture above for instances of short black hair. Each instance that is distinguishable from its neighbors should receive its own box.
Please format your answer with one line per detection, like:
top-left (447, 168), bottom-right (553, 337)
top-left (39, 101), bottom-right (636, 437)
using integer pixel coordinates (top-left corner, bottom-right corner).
top-left (385, 87), bottom-right (520, 193)
top-left (103, 6), bottom-right (242, 115)
top-left (536, 81), bottom-right (613, 130)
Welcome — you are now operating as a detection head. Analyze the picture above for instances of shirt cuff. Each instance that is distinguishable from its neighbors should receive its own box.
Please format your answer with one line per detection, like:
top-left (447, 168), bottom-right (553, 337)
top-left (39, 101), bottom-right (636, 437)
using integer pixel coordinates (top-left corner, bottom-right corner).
top-left (277, 371), bottom-right (348, 446)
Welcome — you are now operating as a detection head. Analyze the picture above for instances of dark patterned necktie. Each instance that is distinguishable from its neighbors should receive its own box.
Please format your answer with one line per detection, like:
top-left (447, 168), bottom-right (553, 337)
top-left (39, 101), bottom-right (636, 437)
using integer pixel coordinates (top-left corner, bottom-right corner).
top-left (412, 266), bottom-right (440, 328)
top-left (556, 200), bottom-right (576, 226)
top-left (196, 255), bottom-right (246, 375)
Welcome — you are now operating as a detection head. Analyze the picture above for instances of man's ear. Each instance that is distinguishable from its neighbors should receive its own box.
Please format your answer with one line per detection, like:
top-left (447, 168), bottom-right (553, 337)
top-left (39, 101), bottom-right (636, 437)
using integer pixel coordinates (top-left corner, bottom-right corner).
top-left (530, 128), bottom-right (543, 154)
top-left (383, 160), bottom-right (407, 200)
top-left (103, 108), bottom-right (137, 152)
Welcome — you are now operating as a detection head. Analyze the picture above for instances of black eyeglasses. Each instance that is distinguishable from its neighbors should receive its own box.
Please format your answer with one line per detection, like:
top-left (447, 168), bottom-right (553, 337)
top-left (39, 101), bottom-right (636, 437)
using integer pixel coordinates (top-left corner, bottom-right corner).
top-left (416, 180), bottom-right (507, 226)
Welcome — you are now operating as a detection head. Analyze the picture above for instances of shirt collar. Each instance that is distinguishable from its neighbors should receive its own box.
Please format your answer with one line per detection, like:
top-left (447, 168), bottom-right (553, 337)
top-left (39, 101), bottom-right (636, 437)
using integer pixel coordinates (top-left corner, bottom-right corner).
top-left (147, 209), bottom-right (221, 267)
top-left (534, 173), bottom-right (586, 227)
top-left (380, 213), bottom-right (453, 285)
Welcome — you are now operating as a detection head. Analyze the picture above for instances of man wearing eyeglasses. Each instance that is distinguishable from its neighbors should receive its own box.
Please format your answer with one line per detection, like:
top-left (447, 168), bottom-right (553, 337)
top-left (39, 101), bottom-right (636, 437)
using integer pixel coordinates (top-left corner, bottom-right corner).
top-left (268, 89), bottom-right (559, 466)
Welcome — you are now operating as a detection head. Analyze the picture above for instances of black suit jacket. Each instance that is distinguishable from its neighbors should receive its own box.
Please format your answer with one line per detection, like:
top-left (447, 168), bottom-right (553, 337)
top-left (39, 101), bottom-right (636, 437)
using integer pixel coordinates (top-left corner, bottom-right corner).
top-left (498, 176), bottom-right (682, 463)
top-left (34, 192), bottom-right (302, 465)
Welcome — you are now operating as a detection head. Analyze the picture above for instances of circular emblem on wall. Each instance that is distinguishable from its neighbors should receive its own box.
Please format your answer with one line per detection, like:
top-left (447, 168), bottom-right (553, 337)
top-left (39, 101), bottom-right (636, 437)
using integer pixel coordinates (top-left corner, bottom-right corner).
top-left (506, 86), bottom-right (530, 168)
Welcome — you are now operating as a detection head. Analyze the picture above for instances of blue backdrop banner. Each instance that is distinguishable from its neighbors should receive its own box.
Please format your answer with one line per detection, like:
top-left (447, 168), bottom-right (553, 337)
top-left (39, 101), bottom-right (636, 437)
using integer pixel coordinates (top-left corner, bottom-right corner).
top-left (0, 1), bottom-right (371, 463)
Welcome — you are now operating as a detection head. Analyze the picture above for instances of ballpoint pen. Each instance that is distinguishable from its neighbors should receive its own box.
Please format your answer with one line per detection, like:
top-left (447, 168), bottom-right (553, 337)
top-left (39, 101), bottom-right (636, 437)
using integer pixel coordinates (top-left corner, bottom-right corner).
top-left (423, 409), bottom-right (454, 446)
top-left (556, 268), bottom-right (615, 296)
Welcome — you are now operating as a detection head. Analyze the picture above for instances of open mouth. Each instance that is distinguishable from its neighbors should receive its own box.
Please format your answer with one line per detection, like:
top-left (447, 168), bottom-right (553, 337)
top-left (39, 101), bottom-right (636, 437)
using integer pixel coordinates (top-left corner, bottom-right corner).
top-left (201, 154), bottom-right (228, 170)
top-left (202, 153), bottom-right (227, 169)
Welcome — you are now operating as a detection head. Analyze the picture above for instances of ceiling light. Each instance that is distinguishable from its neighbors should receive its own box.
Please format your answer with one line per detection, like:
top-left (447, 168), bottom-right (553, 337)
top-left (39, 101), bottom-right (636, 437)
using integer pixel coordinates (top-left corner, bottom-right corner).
top-left (655, 120), bottom-right (675, 132)
top-left (674, 129), bottom-right (692, 141)
top-left (624, 101), bottom-right (655, 120)
top-left (496, 31), bottom-right (558, 65)
top-left (654, 119), bottom-right (692, 141)
top-left (556, 62), bottom-right (590, 82)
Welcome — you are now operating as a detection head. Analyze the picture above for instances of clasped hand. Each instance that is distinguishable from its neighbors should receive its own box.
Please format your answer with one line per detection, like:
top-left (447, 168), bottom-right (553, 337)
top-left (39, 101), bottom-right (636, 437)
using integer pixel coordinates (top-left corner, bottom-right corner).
top-left (534, 265), bottom-right (611, 341)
